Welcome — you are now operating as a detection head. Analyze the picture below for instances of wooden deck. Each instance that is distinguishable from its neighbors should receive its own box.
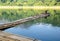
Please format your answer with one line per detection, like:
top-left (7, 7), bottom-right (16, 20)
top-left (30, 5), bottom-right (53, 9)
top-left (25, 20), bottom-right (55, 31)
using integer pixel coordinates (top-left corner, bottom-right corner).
top-left (0, 31), bottom-right (40, 41)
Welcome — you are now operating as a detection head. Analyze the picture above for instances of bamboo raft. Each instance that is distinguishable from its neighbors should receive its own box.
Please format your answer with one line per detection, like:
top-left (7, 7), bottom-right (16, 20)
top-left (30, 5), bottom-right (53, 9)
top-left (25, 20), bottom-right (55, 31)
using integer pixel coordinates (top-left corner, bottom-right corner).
top-left (0, 13), bottom-right (50, 30)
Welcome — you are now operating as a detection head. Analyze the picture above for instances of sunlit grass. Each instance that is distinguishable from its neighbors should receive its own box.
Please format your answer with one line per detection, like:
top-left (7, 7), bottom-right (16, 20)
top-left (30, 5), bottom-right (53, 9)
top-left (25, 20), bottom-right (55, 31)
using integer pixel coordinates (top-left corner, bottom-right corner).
top-left (0, 6), bottom-right (60, 10)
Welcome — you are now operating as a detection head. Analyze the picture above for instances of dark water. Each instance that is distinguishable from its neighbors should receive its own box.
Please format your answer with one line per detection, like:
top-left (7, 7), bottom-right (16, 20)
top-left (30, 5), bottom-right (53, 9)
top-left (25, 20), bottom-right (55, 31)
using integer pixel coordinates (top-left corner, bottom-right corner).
top-left (0, 10), bottom-right (60, 41)
top-left (4, 22), bottom-right (60, 41)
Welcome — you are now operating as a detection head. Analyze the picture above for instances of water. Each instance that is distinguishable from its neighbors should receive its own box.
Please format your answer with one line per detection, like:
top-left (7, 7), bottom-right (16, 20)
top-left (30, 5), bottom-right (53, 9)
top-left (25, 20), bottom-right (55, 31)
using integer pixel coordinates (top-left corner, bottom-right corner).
top-left (0, 10), bottom-right (60, 41)
top-left (4, 22), bottom-right (60, 41)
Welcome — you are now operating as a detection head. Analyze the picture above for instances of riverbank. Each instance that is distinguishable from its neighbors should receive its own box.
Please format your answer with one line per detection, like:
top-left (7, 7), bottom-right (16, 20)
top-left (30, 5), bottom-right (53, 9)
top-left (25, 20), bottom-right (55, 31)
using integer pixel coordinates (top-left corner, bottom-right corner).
top-left (0, 6), bottom-right (60, 10)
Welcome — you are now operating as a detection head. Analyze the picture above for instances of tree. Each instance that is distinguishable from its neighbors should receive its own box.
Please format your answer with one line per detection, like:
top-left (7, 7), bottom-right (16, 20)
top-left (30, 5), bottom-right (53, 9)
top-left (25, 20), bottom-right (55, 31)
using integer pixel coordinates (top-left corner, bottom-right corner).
top-left (1, 0), bottom-right (7, 3)
top-left (56, 0), bottom-right (60, 2)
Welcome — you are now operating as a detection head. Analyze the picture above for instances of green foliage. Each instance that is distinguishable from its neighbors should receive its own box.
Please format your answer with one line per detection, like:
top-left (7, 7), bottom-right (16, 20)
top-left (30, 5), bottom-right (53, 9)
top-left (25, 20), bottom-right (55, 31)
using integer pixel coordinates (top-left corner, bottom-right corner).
top-left (0, 9), bottom-right (60, 27)
top-left (1, 0), bottom-right (7, 3)
top-left (0, 0), bottom-right (60, 6)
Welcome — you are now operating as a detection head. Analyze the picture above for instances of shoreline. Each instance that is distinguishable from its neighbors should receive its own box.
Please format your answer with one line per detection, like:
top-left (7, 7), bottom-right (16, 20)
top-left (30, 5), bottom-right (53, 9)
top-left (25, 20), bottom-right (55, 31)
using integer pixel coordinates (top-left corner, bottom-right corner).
top-left (0, 6), bottom-right (60, 10)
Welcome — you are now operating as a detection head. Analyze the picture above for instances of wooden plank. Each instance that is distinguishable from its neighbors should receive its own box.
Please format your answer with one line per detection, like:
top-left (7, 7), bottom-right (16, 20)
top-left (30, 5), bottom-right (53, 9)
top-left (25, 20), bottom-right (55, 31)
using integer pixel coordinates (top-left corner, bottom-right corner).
top-left (0, 31), bottom-right (40, 41)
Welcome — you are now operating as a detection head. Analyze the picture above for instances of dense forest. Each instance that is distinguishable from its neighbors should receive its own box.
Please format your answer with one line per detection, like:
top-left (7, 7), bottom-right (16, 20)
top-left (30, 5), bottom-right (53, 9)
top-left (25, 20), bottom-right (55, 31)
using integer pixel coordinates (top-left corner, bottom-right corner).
top-left (0, 0), bottom-right (60, 6)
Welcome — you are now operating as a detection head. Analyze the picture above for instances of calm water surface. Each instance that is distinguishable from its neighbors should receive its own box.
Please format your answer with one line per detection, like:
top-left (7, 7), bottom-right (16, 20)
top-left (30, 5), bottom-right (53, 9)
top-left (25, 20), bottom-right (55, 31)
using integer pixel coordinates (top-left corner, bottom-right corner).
top-left (4, 22), bottom-right (60, 41)
top-left (0, 10), bottom-right (60, 41)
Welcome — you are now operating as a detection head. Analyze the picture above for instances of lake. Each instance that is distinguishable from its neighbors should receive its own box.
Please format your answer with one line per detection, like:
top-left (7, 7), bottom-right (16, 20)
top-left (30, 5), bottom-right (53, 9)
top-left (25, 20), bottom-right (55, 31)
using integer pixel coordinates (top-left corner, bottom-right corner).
top-left (0, 9), bottom-right (60, 41)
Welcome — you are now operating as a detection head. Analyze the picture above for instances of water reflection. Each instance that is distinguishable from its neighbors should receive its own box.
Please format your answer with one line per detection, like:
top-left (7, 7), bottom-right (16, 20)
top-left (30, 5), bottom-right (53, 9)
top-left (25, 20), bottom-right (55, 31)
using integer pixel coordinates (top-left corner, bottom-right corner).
top-left (0, 10), bottom-right (60, 27)
top-left (4, 23), bottom-right (60, 41)
top-left (0, 9), bottom-right (60, 41)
